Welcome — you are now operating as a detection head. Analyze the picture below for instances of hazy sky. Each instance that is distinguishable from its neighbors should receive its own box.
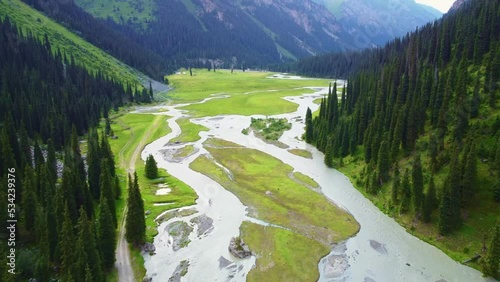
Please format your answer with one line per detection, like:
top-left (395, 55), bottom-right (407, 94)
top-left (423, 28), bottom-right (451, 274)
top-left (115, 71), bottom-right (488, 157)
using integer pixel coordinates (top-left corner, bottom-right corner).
top-left (416, 0), bottom-right (456, 13)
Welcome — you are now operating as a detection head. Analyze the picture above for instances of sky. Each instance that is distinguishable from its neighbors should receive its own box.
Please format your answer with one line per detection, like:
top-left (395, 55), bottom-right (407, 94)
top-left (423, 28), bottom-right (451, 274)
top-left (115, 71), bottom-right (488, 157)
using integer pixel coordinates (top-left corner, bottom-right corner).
top-left (415, 0), bottom-right (456, 13)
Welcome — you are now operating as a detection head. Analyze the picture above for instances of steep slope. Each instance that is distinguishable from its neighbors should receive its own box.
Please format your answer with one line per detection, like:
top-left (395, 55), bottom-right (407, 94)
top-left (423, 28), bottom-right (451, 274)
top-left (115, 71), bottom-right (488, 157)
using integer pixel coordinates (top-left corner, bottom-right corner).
top-left (313, 0), bottom-right (442, 46)
top-left (1, 0), bottom-right (144, 86)
top-left (72, 0), bottom-right (439, 65)
top-left (298, 0), bottom-right (499, 277)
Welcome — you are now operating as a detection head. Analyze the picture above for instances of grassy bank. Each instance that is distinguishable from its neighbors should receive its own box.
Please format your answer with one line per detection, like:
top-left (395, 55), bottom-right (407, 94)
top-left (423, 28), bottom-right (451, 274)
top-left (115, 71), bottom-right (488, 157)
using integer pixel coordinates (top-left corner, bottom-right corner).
top-left (170, 118), bottom-right (209, 143)
top-left (336, 150), bottom-right (498, 271)
top-left (0, 0), bottom-right (143, 86)
top-left (107, 112), bottom-right (197, 281)
top-left (190, 139), bottom-right (359, 279)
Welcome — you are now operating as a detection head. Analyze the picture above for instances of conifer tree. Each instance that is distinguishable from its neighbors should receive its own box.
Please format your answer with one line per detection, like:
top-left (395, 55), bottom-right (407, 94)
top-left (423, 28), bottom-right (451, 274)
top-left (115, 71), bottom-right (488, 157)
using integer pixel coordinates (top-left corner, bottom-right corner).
top-left (438, 183), bottom-right (453, 235)
top-left (100, 158), bottom-right (117, 227)
top-left (391, 167), bottom-right (400, 206)
top-left (482, 220), bottom-right (499, 279)
top-left (305, 108), bottom-right (313, 143)
top-left (324, 137), bottom-right (334, 168)
top-left (87, 129), bottom-right (101, 199)
top-left (448, 147), bottom-right (462, 229)
top-left (423, 176), bottom-right (437, 223)
top-left (399, 170), bottom-right (411, 214)
top-left (461, 143), bottom-right (477, 205)
top-left (100, 134), bottom-right (115, 177)
top-left (21, 165), bottom-right (37, 232)
top-left (34, 207), bottom-right (50, 282)
top-left (97, 196), bottom-right (116, 269)
top-left (145, 154), bottom-right (159, 179)
top-left (59, 205), bottom-right (76, 281)
top-left (46, 139), bottom-right (57, 180)
top-left (77, 207), bottom-right (103, 282)
top-left (377, 138), bottom-right (390, 183)
top-left (412, 154), bottom-right (424, 217)
top-left (126, 172), bottom-right (146, 245)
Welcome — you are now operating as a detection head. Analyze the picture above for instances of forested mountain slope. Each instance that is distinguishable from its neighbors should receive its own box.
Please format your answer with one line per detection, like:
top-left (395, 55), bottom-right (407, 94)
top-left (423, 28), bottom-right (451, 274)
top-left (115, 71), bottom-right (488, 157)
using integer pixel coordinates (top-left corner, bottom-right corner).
top-left (300, 0), bottom-right (499, 277)
top-left (312, 0), bottom-right (442, 46)
top-left (0, 0), bottom-right (146, 86)
top-left (69, 0), bottom-right (440, 67)
top-left (0, 16), bottom-right (138, 280)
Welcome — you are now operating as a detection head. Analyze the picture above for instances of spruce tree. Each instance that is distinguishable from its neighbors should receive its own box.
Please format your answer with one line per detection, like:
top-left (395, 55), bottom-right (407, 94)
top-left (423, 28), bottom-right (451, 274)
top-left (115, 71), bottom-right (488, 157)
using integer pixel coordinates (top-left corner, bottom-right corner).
top-left (305, 108), bottom-right (314, 143)
top-left (482, 220), bottom-right (499, 279)
top-left (423, 176), bottom-right (437, 223)
top-left (324, 137), bottom-right (334, 168)
top-left (411, 154), bottom-right (424, 217)
top-left (461, 143), bottom-right (477, 206)
top-left (21, 165), bottom-right (37, 232)
top-left (97, 196), bottom-right (116, 269)
top-left (87, 129), bottom-right (101, 199)
top-left (438, 184), bottom-right (453, 236)
top-left (377, 139), bottom-right (390, 183)
top-left (77, 207), bottom-right (103, 282)
top-left (126, 172), bottom-right (146, 245)
top-left (399, 170), bottom-right (411, 214)
top-left (100, 158), bottom-right (117, 227)
top-left (145, 154), bottom-right (159, 179)
top-left (391, 167), bottom-right (400, 206)
top-left (34, 207), bottom-right (50, 282)
top-left (59, 205), bottom-right (76, 281)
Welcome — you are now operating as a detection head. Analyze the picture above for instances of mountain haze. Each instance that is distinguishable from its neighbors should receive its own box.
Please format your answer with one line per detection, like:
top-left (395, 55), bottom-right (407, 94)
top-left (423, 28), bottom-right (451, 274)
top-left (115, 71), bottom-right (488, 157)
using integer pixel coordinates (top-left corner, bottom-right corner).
top-left (72, 0), bottom-right (441, 64)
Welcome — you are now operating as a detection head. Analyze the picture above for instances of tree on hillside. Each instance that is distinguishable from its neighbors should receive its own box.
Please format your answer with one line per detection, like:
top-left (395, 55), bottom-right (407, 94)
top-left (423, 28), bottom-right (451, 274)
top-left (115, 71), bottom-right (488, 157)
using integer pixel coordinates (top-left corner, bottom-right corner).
top-left (423, 176), bottom-right (437, 223)
top-left (482, 220), bottom-right (500, 279)
top-left (97, 197), bottom-right (116, 269)
top-left (399, 170), bottom-right (411, 215)
top-left (412, 154), bottom-right (424, 217)
top-left (145, 154), bottom-right (159, 179)
top-left (126, 172), bottom-right (146, 245)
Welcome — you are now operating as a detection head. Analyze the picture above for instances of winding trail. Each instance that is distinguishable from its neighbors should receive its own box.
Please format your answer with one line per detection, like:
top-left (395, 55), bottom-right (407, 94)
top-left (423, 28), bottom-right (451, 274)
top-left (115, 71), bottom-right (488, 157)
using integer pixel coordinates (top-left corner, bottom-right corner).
top-left (115, 115), bottom-right (163, 282)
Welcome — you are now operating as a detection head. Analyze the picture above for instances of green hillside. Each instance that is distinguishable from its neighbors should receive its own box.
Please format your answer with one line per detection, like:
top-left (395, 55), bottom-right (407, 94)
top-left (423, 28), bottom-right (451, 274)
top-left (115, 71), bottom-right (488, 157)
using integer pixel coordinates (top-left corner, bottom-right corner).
top-left (75, 0), bottom-right (154, 29)
top-left (0, 0), bottom-right (143, 86)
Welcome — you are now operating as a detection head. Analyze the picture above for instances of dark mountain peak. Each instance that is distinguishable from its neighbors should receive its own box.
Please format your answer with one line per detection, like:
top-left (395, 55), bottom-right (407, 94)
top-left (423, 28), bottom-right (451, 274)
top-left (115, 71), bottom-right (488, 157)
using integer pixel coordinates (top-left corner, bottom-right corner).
top-left (449, 0), bottom-right (469, 12)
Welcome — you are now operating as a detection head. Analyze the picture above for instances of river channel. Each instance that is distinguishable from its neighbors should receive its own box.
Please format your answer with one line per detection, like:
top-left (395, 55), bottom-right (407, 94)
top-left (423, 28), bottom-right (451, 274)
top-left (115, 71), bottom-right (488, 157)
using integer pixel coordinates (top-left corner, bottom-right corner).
top-left (141, 77), bottom-right (490, 282)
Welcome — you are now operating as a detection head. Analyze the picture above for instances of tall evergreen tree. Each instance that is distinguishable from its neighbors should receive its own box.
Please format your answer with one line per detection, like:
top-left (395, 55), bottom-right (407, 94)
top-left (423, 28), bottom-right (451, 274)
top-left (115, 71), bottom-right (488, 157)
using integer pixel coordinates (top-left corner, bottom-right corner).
top-left (399, 170), bottom-right (411, 214)
top-left (482, 220), bottom-right (500, 279)
top-left (305, 108), bottom-right (313, 143)
top-left (59, 205), bottom-right (76, 281)
top-left (126, 172), bottom-right (146, 245)
top-left (438, 183), bottom-right (454, 236)
top-left (411, 154), bottom-right (424, 217)
top-left (100, 158), bottom-right (117, 227)
top-left (145, 154), bottom-right (159, 179)
top-left (21, 166), bottom-right (37, 232)
top-left (97, 196), bottom-right (116, 269)
top-left (377, 138), bottom-right (390, 183)
top-left (423, 176), bottom-right (437, 223)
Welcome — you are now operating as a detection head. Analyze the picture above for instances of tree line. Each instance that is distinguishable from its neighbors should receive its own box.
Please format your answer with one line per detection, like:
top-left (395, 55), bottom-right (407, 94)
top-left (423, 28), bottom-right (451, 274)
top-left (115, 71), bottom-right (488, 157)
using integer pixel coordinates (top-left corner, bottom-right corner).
top-left (303, 0), bottom-right (499, 278)
top-left (0, 18), bottom-right (146, 280)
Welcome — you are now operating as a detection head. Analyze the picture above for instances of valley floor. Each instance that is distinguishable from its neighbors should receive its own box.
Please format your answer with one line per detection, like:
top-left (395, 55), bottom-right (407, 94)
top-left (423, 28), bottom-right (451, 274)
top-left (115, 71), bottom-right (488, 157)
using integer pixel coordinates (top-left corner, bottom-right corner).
top-left (111, 69), bottom-right (487, 282)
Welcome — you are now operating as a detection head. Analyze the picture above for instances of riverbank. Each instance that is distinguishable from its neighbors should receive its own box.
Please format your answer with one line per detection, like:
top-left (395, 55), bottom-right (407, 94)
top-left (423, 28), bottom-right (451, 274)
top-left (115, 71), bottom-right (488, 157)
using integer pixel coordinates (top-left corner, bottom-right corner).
top-left (139, 70), bottom-right (487, 281)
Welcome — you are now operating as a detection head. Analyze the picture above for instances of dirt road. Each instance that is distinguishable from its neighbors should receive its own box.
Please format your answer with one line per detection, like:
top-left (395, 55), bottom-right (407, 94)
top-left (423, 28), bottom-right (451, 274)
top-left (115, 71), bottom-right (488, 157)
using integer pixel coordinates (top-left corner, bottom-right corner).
top-left (115, 115), bottom-right (162, 282)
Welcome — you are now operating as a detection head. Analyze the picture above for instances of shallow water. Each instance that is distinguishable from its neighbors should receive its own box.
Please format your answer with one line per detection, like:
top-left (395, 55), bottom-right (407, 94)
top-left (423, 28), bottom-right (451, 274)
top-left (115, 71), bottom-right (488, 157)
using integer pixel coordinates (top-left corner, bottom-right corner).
top-left (141, 82), bottom-right (490, 282)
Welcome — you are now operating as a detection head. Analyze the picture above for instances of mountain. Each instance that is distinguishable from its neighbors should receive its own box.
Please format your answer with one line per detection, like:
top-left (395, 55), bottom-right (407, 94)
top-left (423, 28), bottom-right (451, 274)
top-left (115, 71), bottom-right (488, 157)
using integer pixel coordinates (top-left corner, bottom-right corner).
top-left (71, 0), bottom-right (441, 65)
top-left (1, 0), bottom-right (146, 86)
top-left (312, 0), bottom-right (442, 46)
top-left (296, 0), bottom-right (499, 276)
top-left (449, 0), bottom-right (469, 12)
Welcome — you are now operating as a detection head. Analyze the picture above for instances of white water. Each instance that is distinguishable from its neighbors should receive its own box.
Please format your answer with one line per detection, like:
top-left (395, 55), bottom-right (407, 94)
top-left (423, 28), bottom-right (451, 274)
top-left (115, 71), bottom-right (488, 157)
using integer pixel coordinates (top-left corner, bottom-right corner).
top-left (141, 80), bottom-right (490, 282)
